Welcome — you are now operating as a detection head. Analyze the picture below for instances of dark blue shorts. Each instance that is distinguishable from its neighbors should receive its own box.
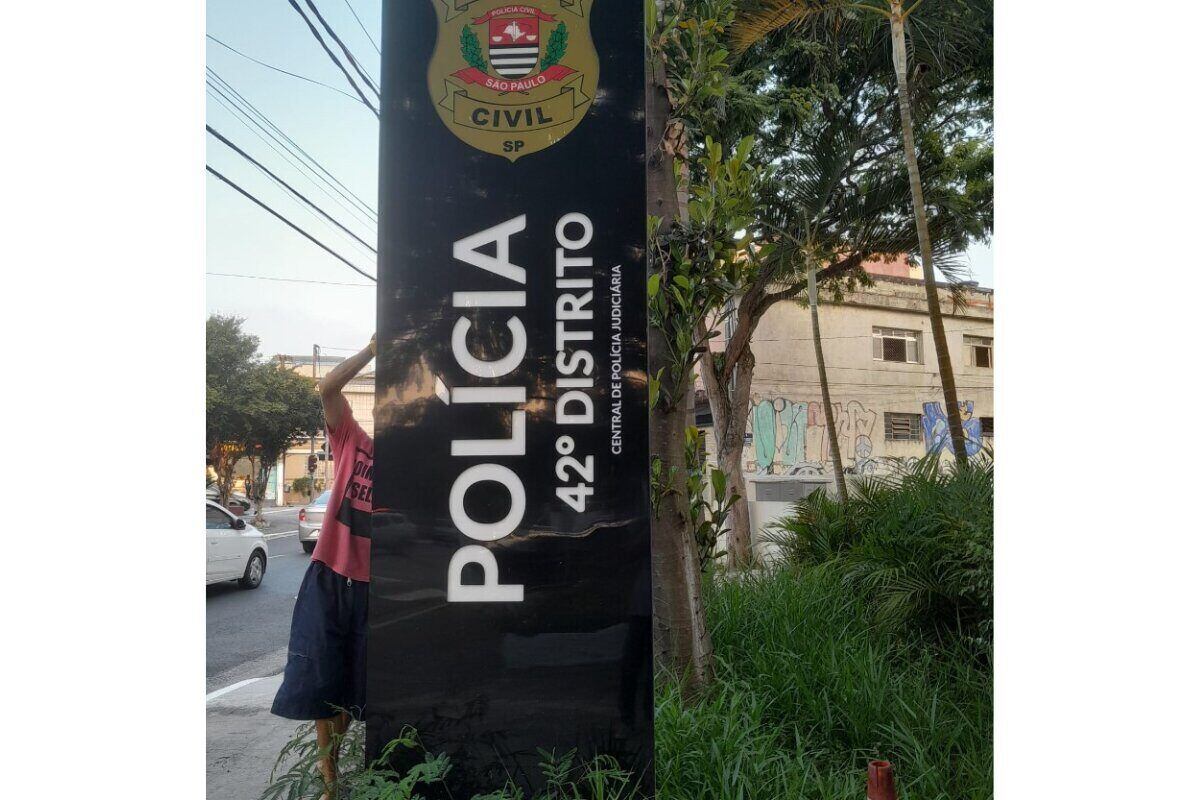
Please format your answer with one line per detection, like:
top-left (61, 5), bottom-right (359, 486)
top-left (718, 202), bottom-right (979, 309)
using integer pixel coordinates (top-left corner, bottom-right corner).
top-left (271, 560), bottom-right (368, 720)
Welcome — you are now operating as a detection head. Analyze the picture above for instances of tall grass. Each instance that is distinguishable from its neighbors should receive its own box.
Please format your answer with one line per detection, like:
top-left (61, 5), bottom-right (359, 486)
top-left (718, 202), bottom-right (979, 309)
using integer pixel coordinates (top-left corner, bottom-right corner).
top-left (655, 569), bottom-right (992, 799)
top-left (656, 455), bottom-right (993, 798)
top-left (767, 454), bottom-right (993, 654)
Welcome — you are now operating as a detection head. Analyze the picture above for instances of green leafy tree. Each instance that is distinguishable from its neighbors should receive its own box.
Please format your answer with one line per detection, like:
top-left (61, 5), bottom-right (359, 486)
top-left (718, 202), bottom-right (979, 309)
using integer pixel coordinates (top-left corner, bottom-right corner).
top-left (207, 315), bottom-right (323, 517)
top-left (241, 362), bottom-right (323, 525)
top-left (207, 315), bottom-right (259, 505)
top-left (685, 0), bottom-right (990, 553)
top-left (731, 0), bottom-right (994, 464)
top-left (646, 0), bottom-right (767, 695)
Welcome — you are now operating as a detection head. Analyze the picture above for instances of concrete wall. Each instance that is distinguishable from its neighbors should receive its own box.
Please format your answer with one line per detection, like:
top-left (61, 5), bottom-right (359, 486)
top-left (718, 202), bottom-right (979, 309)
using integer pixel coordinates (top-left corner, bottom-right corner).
top-left (701, 274), bottom-right (994, 544)
top-left (740, 276), bottom-right (993, 478)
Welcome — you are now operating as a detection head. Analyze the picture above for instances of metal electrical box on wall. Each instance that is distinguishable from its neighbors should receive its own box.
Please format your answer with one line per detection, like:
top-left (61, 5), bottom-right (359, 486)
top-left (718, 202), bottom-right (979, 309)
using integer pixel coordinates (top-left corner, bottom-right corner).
top-left (368, 1), bottom-right (652, 796)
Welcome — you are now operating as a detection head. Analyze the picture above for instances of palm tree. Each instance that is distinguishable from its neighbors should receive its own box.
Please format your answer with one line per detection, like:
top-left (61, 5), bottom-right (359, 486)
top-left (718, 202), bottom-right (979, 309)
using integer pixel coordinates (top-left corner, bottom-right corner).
top-left (731, 0), bottom-right (989, 463)
top-left (759, 119), bottom-right (913, 501)
top-left (807, 256), bottom-right (850, 499)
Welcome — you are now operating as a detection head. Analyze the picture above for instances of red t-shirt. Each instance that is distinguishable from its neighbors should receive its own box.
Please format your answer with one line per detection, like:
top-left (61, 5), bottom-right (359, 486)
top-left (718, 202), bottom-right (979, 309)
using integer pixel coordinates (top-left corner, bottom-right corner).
top-left (312, 395), bottom-right (373, 582)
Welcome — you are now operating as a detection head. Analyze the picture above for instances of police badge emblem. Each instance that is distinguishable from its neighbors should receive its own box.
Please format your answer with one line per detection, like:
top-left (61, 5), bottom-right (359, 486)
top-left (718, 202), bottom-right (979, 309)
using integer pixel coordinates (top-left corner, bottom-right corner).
top-left (428, 1), bottom-right (598, 161)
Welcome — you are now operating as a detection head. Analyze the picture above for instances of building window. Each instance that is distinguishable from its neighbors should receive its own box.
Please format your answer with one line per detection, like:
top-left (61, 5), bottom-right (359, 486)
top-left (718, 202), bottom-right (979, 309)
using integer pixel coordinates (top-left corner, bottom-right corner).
top-left (873, 327), bottom-right (922, 364)
top-left (885, 412), bottom-right (923, 441)
top-left (965, 335), bottom-right (993, 368)
top-left (980, 416), bottom-right (994, 438)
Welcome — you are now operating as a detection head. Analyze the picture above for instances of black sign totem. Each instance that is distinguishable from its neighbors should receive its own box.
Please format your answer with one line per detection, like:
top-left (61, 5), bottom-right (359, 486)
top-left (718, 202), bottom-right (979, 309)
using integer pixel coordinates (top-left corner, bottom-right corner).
top-left (368, 1), bottom-right (652, 796)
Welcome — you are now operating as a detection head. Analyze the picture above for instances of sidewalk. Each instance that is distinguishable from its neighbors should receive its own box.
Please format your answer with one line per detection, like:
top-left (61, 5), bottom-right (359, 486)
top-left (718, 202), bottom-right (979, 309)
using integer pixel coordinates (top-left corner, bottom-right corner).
top-left (207, 675), bottom-right (303, 800)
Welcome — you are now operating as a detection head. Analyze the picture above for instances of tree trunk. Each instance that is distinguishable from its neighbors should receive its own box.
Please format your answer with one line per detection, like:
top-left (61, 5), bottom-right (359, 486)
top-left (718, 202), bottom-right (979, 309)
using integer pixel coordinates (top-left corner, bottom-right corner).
top-left (649, 330), bottom-right (714, 698)
top-left (809, 262), bottom-right (848, 500)
top-left (211, 443), bottom-right (236, 507)
top-left (698, 344), bottom-right (754, 568)
top-left (889, 6), bottom-right (968, 464)
top-left (251, 458), bottom-right (272, 527)
top-left (646, 30), bottom-right (713, 697)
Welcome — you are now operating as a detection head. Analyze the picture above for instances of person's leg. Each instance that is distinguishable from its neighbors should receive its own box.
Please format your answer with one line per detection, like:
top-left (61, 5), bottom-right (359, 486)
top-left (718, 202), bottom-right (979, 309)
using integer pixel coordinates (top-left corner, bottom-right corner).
top-left (271, 562), bottom-right (351, 795)
top-left (315, 712), bottom-right (351, 798)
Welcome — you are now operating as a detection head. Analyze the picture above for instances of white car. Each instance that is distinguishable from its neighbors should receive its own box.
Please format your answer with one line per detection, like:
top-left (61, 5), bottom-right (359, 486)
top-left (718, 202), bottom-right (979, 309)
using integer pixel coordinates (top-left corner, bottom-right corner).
top-left (206, 500), bottom-right (268, 589)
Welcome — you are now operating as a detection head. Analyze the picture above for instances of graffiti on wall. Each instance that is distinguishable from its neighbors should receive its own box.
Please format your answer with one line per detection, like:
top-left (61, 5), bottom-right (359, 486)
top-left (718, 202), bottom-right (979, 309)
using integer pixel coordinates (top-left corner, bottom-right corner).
top-left (921, 401), bottom-right (984, 456)
top-left (748, 396), bottom-right (879, 475)
top-left (746, 395), bottom-right (984, 475)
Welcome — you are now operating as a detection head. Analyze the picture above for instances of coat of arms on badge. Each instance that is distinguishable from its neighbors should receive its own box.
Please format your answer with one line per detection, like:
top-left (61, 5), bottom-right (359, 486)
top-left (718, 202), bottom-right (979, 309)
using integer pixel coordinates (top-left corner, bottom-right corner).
top-left (428, 1), bottom-right (598, 161)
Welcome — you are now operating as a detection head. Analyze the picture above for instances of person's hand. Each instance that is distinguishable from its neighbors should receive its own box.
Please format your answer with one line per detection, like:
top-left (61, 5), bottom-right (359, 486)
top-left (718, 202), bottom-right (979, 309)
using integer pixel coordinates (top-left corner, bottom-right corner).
top-left (368, 334), bottom-right (377, 357)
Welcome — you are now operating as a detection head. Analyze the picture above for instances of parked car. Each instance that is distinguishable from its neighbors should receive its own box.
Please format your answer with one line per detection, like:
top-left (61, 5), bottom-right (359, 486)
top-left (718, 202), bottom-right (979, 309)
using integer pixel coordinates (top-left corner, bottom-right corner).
top-left (298, 489), bottom-right (331, 554)
top-left (205, 488), bottom-right (255, 517)
top-left (206, 500), bottom-right (268, 589)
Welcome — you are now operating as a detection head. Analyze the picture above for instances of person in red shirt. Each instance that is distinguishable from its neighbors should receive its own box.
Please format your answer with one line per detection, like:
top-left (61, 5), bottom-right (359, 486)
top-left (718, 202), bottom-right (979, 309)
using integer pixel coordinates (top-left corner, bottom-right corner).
top-left (272, 335), bottom-right (375, 797)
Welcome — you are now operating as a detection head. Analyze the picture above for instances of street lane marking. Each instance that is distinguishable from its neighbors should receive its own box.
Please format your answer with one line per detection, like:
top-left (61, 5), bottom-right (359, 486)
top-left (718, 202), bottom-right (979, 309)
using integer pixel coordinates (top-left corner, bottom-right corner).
top-left (206, 677), bottom-right (265, 703)
top-left (264, 529), bottom-right (299, 540)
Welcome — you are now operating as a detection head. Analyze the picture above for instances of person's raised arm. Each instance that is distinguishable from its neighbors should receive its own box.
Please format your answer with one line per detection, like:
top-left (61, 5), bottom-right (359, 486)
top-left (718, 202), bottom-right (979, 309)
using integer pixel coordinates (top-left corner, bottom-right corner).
top-left (319, 335), bottom-right (375, 433)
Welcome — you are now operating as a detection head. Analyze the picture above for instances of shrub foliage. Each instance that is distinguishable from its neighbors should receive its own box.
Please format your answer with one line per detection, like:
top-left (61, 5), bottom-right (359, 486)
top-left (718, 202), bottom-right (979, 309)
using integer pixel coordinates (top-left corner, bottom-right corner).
top-left (656, 568), bottom-right (993, 800)
top-left (768, 453), bottom-right (993, 652)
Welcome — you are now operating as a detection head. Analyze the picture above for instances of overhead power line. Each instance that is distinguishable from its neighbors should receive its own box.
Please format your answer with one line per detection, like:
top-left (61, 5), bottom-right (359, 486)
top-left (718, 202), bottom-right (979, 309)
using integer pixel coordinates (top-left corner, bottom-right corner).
top-left (747, 326), bottom-right (990, 343)
top-left (342, 0), bottom-right (381, 56)
top-left (207, 124), bottom-right (377, 254)
top-left (205, 34), bottom-right (365, 104)
top-left (206, 82), bottom-right (378, 248)
top-left (304, 0), bottom-right (381, 97)
top-left (207, 165), bottom-right (376, 282)
top-left (207, 272), bottom-right (373, 287)
top-left (206, 68), bottom-right (377, 221)
top-left (285, 0), bottom-right (379, 116)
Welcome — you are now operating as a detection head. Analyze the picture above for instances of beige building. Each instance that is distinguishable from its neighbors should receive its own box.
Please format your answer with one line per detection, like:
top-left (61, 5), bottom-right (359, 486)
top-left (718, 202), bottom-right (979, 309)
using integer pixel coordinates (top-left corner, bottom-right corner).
top-left (698, 259), bottom-right (993, 531)
top-left (271, 354), bottom-right (375, 505)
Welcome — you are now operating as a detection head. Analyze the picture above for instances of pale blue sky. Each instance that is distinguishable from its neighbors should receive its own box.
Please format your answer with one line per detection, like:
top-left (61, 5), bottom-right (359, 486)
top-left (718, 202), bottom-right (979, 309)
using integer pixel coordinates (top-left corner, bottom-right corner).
top-left (205, 0), bottom-right (993, 358)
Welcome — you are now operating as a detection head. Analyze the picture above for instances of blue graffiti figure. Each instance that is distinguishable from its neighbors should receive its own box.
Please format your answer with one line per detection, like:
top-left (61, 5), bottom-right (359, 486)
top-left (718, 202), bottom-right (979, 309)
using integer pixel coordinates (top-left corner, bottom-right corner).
top-left (922, 401), bottom-right (983, 456)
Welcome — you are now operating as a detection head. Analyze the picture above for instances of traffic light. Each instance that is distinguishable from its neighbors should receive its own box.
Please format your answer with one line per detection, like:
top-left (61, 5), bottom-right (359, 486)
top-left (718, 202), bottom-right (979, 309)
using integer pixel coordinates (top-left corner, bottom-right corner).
top-left (307, 454), bottom-right (318, 473)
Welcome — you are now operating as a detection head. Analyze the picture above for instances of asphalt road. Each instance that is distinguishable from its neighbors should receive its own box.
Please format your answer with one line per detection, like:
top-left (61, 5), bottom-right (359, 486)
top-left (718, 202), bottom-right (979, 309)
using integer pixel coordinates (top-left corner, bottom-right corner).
top-left (206, 506), bottom-right (311, 694)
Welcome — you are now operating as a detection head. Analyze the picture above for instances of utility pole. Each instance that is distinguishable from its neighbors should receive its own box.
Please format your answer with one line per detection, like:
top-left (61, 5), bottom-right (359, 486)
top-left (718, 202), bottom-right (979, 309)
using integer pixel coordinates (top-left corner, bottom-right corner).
top-left (309, 344), bottom-right (319, 502)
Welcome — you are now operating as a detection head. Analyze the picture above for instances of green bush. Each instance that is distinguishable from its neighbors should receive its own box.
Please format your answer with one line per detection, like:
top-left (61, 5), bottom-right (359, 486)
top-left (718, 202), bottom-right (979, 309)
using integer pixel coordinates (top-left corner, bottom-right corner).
top-left (261, 723), bottom-right (637, 799)
top-left (656, 569), bottom-right (992, 800)
top-left (767, 454), bottom-right (993, 652)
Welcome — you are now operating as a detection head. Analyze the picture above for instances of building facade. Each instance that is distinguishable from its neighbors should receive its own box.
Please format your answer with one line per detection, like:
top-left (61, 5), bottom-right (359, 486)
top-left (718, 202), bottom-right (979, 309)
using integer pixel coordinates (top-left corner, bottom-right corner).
top-left (736, 264), bottom-right (993, 477)
top-left (697, 260), bottom-right (993, 534)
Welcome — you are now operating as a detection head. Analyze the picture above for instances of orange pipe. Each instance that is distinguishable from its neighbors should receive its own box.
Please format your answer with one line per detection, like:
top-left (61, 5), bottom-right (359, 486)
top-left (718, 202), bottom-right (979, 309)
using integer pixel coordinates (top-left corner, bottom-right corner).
top-left (867, 760), bottom-right (897, 800)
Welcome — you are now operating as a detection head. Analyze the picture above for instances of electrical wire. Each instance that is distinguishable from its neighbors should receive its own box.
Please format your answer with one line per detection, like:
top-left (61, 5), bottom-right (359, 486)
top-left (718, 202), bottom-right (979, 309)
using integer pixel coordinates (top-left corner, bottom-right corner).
top-left (207, 68), bottom-right (377, 218)
top-left (749, 375), bottom-right (994, 390)
top-left (342, 0), bottom-right (381, 56)
top-left (205, 34), bottom-right (365, 104)
top-left (751, 360), bottom-right (990, 376)
top-left (304, 0), bottom-right (380, 97)
top-left (207, 124), bottom-right (377, 254)
top-left (207, 272), bottom-right (373, 287)
top-left (285, 0), bottom-right (379, 116)
top-left (740, 325), bottom-right (991, 343)
top-left (206, 84), bottom-right (379, 248)
top-left (206, 69), bottom-right (377, 224)
top-left (207, 165), bottom-right (376, 282)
